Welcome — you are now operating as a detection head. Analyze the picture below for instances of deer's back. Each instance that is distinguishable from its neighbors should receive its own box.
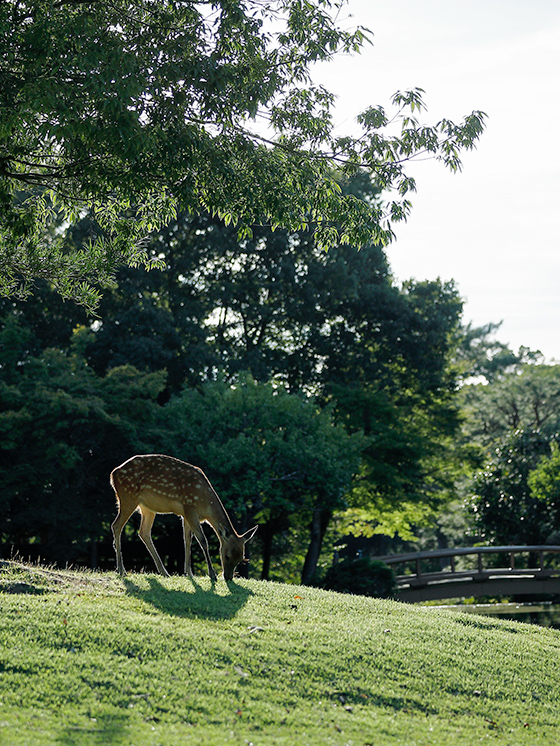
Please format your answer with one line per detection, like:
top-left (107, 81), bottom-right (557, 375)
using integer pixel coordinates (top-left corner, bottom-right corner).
top-left (112, 454), bottom-right (213, 514)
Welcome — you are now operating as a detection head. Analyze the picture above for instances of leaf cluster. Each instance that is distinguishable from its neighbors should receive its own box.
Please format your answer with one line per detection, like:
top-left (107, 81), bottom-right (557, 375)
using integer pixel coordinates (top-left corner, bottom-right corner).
top-left (0, 319), bottom-right (166, 560)
top-left (1, 0), bottom-right (485, 306)
top-left (159, 373), bottom-right (364, 529)
top-left (461, 363), bottom-right (560, 448)
top-left (469, 429), bottom-right (560, 546)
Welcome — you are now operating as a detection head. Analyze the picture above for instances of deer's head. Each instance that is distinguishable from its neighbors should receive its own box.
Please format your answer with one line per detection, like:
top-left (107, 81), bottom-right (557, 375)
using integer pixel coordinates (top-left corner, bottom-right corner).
top-left (220, 526), bottom-right (258, 580)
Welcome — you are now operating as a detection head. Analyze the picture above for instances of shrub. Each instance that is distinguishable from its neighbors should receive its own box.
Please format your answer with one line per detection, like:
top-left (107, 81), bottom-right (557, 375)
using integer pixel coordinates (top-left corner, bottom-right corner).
top-left (314, 557), bottom-right (396, 598)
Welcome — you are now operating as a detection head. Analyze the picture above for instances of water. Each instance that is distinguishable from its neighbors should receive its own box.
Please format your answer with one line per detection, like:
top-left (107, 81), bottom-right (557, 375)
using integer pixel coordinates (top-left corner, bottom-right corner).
top-left (435, 603), bottom-right (560, 630)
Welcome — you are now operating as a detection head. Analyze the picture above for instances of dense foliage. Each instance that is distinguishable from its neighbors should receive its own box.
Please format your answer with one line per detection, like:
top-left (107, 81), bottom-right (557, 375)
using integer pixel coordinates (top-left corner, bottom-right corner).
top-left (5, 247), bottom-right (560, 573)
top-left (314, 556), bottom-right (396, 597)
top-left (469, 429), bottom-right (559, 546)
top-left (0, 318), bottom-right (166, 565)
top-left (0, 0), bottom-right (494, 572)
top-left (461, 353), bottom-right (560, 549)
top-left (1, 0), bottom-right (485, 306)
top-left (0, 182), bottom-right (466, 577)
top-left (158, 375), bottom-right (363, 579)
top-left (461, 358), bottom-right (560, 446)
top-left (0, 340), bottom-right (362, 577)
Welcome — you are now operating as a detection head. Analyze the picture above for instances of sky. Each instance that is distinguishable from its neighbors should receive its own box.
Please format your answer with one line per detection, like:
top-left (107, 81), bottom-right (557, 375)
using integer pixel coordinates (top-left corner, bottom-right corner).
top-left (313, 0), bottom-right (560, 361)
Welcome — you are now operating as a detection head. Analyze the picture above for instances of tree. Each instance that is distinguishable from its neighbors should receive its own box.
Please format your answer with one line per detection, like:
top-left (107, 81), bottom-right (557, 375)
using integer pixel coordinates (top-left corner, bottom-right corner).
top-left (457, 345), bottom-right (560, 551)
top-left (82, 177), bottom-right (466, 541)
top-left (455, 321), bottom-right (526, 383)
top-left (158, 375), bottom-right (363, 581)
top-left (88, 174), bottom-right (398, 392)
top-left (66, 174), bottom-right (467, 556)
top-left (0, 168), bottom-right (469, 566)
top-left (460, 361), bottom-right (560, 448)
top-left (469, 429), bottom-right (560, 547)
top-left (0, 321), bottom-right (166, 564)
top-left (85, 173), bottom-right (464, 394)
top-left (1, 0), bottom-right (485, 307)
top-left (528, 442), bottom-right (560, 543)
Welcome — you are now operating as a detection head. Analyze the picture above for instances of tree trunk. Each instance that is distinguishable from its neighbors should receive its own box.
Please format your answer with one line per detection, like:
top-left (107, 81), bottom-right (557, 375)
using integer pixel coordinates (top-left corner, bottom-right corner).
top-left (301, 507), bottom-right (332, 585)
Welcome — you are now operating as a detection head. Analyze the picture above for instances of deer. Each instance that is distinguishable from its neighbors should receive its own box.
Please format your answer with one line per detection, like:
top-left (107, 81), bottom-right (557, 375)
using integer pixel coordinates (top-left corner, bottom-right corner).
top-left (110, 454), bottom-right (258, 581)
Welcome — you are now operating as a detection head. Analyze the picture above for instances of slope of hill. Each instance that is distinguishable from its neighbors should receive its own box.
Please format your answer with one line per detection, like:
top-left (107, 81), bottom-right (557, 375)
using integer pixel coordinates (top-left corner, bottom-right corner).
top-left (1, 561), bottom-right (559, 745)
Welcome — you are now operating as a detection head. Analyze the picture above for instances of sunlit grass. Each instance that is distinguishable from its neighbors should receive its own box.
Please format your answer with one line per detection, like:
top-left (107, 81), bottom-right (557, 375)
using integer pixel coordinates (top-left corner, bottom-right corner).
top-left (1, 560), bottom-right (560, 744)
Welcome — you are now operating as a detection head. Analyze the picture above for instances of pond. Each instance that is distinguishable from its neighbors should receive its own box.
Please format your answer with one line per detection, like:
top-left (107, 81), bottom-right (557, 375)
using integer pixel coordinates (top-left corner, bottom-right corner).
top-left (435, 602), bottom-right (560, 630)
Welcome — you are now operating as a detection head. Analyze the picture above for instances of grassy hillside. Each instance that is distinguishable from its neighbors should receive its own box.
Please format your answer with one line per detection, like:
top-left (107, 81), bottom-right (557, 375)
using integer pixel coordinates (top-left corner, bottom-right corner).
top-left (1, 560), bottom-right (560, 745)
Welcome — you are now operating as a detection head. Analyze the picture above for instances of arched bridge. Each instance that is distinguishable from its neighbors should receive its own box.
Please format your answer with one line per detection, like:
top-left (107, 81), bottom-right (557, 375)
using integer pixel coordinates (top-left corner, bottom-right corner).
top-left (376, 545), bottom-right (560, 602)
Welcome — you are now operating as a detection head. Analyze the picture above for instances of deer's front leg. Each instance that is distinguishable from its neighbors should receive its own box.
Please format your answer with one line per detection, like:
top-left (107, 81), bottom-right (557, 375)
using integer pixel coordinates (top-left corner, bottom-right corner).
top-left (182, 517), bottom-right (194, 578)
top-left (189, 519), bottom-right (218, 581)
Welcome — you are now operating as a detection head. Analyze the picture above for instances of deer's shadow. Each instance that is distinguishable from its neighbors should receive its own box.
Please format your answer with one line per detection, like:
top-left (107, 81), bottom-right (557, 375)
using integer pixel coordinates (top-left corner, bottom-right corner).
top-left (123, 575), bottom-right (253, 620)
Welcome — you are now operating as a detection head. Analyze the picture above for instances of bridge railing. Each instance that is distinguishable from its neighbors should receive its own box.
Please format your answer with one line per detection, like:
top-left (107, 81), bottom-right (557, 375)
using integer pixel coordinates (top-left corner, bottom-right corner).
top-left (376, 545), bottom-right (560, 587)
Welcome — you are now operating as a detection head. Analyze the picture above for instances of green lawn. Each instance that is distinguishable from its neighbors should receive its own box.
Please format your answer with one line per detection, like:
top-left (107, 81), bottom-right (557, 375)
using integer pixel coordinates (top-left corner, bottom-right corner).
top-left (1, 560), bottom-right (559, 745)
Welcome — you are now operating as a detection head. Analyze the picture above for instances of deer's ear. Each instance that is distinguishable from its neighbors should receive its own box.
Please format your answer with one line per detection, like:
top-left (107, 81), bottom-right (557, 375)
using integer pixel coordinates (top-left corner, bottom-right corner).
top-left (242, 526), bottom-right (258, 544)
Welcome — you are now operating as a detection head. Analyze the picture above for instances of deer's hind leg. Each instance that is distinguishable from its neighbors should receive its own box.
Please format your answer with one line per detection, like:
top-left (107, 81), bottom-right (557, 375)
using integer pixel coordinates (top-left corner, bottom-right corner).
top-left (111, 494), bottom-right (138, 576)
top-left (138, 507), bottom-right (170, 577)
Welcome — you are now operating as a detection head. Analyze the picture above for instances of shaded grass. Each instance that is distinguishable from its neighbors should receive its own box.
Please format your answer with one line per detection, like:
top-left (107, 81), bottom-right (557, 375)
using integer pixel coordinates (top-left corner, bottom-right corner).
top-left (1, 560), bottom-right (560, 744)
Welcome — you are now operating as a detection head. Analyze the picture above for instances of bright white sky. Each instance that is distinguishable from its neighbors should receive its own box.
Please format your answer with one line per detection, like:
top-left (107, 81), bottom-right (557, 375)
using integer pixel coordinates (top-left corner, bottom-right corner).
top-left (313, 0), bottom-right (560, 361)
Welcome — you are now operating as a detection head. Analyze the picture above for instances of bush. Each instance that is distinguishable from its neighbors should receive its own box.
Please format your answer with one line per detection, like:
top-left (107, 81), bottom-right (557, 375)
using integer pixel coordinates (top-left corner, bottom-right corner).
top-left (314, 557), bottom-right (396, 598)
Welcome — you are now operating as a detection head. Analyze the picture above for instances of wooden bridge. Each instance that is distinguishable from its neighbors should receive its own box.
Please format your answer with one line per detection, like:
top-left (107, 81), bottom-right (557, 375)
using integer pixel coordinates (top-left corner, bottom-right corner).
top-left (376, 545), bottom-right (560, 602)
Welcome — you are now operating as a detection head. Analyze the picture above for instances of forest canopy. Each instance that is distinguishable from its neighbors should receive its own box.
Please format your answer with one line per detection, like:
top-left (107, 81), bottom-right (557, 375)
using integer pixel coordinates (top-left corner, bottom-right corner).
top-left (0, 179), bottom-right (467, 580)
top-left (1, 0), bottom-right (485, 307)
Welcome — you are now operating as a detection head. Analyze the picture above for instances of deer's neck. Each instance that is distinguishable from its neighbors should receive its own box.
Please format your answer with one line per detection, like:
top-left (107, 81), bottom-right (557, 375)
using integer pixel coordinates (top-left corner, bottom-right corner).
top-left (206, 492), bottom-right (236, 540)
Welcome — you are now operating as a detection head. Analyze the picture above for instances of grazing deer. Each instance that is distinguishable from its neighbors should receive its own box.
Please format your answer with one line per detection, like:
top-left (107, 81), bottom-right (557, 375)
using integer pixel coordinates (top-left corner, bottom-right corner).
top-left (110, 454), bottom-right (257, 580)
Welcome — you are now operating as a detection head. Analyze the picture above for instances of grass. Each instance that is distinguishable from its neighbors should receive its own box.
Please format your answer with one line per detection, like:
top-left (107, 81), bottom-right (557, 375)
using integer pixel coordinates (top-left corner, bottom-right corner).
top-left (1, 561), bottom-right (560, 745)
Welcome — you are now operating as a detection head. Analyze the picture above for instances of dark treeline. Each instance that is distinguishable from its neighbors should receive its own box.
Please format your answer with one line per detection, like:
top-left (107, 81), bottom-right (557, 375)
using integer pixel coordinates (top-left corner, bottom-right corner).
top-left (0, 176), bottom-right (467, 582)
